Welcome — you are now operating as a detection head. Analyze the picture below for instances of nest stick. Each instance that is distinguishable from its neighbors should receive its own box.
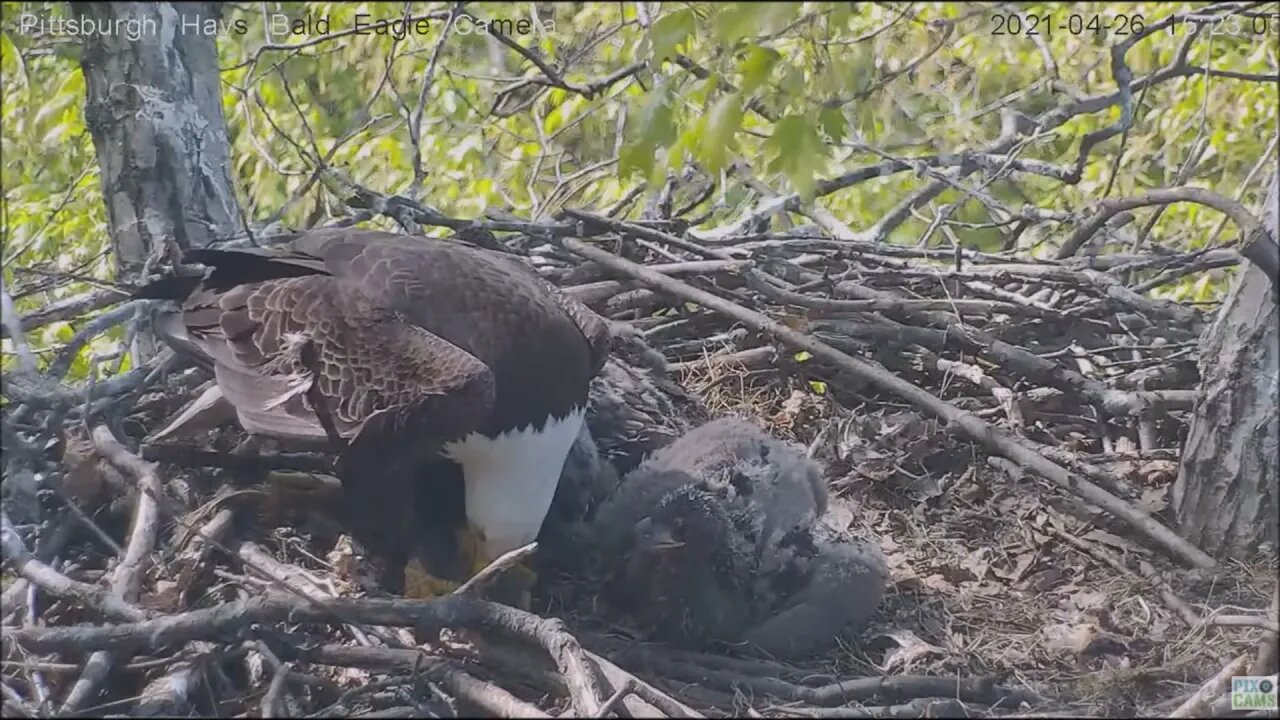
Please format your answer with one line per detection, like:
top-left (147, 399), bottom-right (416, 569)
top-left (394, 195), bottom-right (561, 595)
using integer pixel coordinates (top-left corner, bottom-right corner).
top-left (300, 644), bottom-right (551, 718)
top-left (1170, 653), bottom-right (1251, 718)
top-left (557, 236), bottom-right (1215, 570)
top-left (61, 425), bottom-right (167, 714)
top-left (452, 542), bottom-right (537, 596)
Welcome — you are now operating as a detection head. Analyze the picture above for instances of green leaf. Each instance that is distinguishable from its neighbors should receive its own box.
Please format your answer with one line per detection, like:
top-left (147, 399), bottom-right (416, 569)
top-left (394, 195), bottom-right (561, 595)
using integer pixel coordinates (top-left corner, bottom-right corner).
top-left (1, 31), bottom-right (27, 87)
top-left (808, 380), bottom-right (828, 395)
top-left (648, 9), bottom-right (695, 62)
top-left (619, 137), bottom-right (658, 181)
top-left (820, 106), bottom-right (847, 145)
top-left (701, 92), bottom-right (745, 174)
top-left (650, 144), bottom-right (680, 186)
top-left (41, 321), bottom-right (74, 346)
top-left (712, 4), bottom-right (759, 44)
top-left (765, 114), bottom-right (827, 199)
top-left (758, 3), bottom-right (799, 34)
top-left (827, 3), bottom-right (855, 28)
top-left (713, 3), bottom-right (795, 44)
top-left (793, 351), bottom-right (813, 363)
top-left (620, 86), bottom-right (677, 179)
top-left (738, 46), bottom-right (780, 95)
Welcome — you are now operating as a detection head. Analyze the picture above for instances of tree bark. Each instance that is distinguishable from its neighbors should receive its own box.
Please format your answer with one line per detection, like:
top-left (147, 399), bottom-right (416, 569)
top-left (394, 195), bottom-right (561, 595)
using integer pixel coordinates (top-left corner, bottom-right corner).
top-left (57, 4), bottom-right (245, 712)
top-left (1173, 169), bottom-right (1279, 559)
top-left (78, 1), bottom-right (241, 279)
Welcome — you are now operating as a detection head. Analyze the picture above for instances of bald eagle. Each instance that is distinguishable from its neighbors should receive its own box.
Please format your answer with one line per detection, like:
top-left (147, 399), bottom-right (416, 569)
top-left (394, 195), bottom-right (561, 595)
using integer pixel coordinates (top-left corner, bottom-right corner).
top-left (136, 228), bottom-right (611, 598)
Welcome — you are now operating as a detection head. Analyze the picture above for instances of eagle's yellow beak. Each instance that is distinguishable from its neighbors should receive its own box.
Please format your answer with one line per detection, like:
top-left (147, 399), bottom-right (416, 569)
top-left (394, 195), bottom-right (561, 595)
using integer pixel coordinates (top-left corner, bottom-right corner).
top-left (457, 524), bottom-right (490, 577)
top-left (403, 557), bottom-right (460, 598)
top-left (403, 525), bottom-right (536, 606)
top-left (461, 525), bottom-right (536, 607)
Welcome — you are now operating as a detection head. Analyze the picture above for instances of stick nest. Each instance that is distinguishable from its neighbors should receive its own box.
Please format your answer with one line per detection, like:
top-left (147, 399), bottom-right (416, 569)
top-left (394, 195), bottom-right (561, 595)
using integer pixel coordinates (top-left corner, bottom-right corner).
top-left (2, 218), bottom-right (1276, 718)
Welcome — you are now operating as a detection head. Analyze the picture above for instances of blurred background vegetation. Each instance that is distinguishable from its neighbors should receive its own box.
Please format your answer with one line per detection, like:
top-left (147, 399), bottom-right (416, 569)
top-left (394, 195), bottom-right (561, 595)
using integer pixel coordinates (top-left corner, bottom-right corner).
top-left (2, 2), bottom-right (1277, 378)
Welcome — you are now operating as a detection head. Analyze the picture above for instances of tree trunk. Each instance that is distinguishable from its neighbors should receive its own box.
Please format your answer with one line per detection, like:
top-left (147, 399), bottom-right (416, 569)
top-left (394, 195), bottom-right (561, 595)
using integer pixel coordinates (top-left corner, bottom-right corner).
top-left (77, 1), bottom-right (242, 364)
top-left (1173, 169), bottom-right (1279, 559)
top-left (78, 1), bottom-right (241, 279)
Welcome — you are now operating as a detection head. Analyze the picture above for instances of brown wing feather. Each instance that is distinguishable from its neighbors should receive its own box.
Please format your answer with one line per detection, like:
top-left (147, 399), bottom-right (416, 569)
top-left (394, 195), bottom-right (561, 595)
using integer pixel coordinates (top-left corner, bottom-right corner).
top-left (158, 229), bottom-right (603, 563)
top-left (183, 275), bottom-right (495, 445)
top-left (183, 274), bottom-right (497, 561)
top-left (291, 231), bottom-right (600, 430)
top-left (290, 228), bottom-right (609, 373)
top-left (532, 271), bottom-right (612, 378)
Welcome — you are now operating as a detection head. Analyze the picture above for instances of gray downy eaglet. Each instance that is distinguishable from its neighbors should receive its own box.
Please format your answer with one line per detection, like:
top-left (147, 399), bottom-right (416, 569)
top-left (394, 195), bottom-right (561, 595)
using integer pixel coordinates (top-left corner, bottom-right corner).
top-left (566, 416), bottom-right (888, 658)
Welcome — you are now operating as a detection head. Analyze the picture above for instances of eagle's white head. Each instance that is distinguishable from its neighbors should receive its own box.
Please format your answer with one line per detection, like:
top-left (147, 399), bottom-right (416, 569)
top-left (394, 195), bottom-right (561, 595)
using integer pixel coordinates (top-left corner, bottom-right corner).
top-left (441, 407), bottom-right (587, 561)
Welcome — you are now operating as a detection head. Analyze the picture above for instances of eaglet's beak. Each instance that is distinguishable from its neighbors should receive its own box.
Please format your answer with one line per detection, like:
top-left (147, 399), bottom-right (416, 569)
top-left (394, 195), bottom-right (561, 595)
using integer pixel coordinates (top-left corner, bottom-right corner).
top-left (635, 517), bottom-right (684, 551)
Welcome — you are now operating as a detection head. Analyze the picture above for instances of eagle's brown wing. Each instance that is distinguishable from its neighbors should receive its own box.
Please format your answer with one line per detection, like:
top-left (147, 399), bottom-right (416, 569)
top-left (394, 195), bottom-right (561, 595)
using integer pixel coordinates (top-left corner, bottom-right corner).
top-left (181, 274), bottom-right (495, 557)
top-left (182, 275), bottom-right (494, 442)
top-left (150, 229), bottom-right (603, 561)
top-left (297, 229), bottom-right (611, 377)
top-left (540, 275), bottom-right (612, 378)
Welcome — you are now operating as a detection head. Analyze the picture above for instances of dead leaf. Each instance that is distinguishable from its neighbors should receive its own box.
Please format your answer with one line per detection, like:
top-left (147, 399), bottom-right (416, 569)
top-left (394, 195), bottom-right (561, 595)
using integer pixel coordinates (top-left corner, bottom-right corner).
top-left (1024, 566), bottom-right (1066, 592)
top-left (965, 581), bottom-right (1006, 597)
top-left (921, 573), bottom-right (958, 595)
top-left (1044, 621), bottom-right (1130, 666)
top-left (1138, 486), bottom-right (1168, 515)
top-left (139, 580), bottom-right (182, 612)
top-left (993, 551), bottom-right (1038, 583)
top-left (1138, 460), bottom-right (1177, 486)
top-left (878, 629), bottom-right (947, 673)
top-left (960, 548), bottom-right (991, 582)
top-left (1082, 529), bottom-right (1147, 555)
top-left (327, 535), bottom-right (357, 582)
top-left (1071, 589), bottom-right (1108, 611)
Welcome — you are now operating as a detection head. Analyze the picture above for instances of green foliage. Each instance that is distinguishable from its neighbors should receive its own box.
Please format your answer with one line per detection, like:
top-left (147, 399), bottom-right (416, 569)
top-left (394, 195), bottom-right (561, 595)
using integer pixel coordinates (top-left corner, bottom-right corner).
top-left (1, 1), bottom-right (1276, 376)
top-left (765, 114), bottom-right (827, 199)
top-left (647, 8), bottom-right (696, 62)
top-left (620, 81), bottom-right (677, 180)
top-left (700, 92), bottom-right (745, 175)
top-left (739, 46), bottom-right (780, 95)
top-left (711, 3), bottom-right (798, 45)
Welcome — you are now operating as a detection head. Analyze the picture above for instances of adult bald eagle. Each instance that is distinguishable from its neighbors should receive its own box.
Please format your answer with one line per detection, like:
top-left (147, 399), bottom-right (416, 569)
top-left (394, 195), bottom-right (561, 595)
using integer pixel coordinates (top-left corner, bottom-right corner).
top-left (137, 228), bottom-right (611, 596)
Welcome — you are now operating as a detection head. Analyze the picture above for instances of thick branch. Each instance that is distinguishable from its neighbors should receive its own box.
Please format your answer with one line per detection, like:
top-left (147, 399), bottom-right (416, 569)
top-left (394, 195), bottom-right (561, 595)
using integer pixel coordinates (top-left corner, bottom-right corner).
top-left (1056, 187), bottom-right (1269, 266)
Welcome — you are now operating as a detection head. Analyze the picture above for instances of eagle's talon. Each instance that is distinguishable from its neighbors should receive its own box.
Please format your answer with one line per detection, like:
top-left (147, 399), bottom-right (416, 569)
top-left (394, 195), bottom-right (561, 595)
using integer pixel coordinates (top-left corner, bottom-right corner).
top-left (456, 525), bottom-right (489, 576)
top-left (502, 561), bottom-right (538, 592)
top-left (454, 525), bottom-right (538, 608)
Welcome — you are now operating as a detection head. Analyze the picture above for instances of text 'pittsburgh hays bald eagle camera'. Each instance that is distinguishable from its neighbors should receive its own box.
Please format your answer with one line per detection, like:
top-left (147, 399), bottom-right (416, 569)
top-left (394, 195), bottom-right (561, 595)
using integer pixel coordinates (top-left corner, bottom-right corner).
top-left (136, 228), bottom-right (612, 598)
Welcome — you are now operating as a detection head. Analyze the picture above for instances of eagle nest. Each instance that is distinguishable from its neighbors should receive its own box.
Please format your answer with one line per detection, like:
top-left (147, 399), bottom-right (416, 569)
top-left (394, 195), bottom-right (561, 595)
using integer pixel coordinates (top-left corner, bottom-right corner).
top-left (2, 215), bottom-right (1276, 719)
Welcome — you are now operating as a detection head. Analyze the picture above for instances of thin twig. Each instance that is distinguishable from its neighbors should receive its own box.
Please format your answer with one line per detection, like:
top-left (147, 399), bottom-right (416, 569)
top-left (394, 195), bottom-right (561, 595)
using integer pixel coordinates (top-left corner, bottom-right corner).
top-left (452, 542), bottom-right (538, 596)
